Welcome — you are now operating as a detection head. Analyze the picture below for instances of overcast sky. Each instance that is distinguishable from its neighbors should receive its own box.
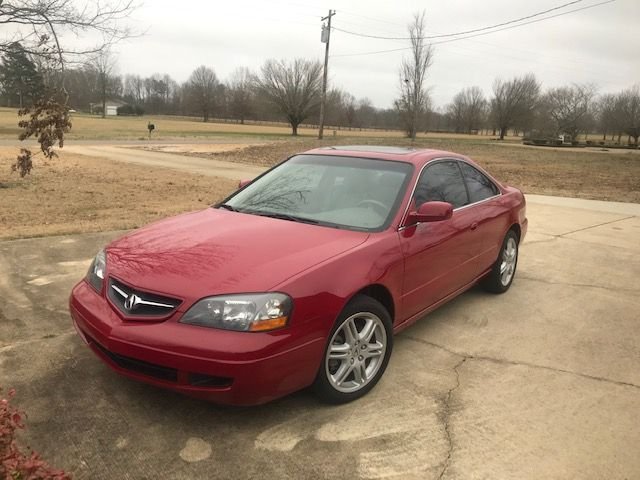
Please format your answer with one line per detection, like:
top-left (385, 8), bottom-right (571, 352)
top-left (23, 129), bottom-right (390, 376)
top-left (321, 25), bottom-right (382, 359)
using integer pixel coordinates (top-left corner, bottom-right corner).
top-left (111, 0), bottom-right (637, 109)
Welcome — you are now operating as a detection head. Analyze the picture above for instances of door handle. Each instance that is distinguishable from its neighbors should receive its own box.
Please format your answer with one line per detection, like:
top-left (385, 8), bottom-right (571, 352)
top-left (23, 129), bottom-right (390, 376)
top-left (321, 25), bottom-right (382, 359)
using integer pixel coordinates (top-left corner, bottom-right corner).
top-left (470, 222), bottom-right (478, 231)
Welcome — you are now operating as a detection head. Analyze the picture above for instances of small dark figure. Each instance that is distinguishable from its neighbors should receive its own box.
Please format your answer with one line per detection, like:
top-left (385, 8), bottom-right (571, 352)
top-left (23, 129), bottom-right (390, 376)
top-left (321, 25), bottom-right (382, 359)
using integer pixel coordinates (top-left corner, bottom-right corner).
top-left (147, 122), bottom-right (155, 139)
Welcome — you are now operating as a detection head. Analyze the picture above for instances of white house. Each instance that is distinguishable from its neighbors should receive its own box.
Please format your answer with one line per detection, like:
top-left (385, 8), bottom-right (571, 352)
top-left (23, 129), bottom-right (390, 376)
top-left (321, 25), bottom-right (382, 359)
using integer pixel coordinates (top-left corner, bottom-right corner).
top-left (90, 99), bottom-right (125, 116)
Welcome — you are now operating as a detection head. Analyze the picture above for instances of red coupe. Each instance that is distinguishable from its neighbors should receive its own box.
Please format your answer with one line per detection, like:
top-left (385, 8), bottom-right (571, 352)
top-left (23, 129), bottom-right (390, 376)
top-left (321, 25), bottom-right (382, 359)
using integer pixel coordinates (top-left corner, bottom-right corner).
top-left (69, 146), bottom-right (527, 405)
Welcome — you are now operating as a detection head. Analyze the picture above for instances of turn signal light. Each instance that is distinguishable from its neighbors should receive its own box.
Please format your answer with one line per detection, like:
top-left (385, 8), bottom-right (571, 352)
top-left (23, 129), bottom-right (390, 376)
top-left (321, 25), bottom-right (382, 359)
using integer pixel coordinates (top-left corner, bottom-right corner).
top-left (249, 316), bottom-right (288, 332)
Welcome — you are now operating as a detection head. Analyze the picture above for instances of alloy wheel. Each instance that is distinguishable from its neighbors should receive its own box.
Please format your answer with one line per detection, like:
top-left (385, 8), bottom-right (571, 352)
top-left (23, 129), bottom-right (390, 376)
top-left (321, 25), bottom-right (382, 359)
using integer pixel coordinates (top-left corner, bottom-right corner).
top-left (325, 312), bottom-right (387, 393)
top-left (500, 236), bottom-right (518, 286)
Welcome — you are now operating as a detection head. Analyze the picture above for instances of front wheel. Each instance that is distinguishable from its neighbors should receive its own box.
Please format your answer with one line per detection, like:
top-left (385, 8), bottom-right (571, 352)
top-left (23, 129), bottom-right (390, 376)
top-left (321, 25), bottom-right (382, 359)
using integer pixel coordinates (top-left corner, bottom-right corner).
top-left (313, 295), bottom-right (393, 404)
top-left (482, 229), bottom-right (519, 293)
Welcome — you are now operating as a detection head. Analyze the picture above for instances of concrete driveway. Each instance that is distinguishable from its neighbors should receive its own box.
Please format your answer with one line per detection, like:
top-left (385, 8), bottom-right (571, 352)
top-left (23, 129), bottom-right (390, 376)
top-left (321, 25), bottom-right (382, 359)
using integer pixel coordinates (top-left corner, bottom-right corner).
top-left (1, 196), bottom-right (639, 479)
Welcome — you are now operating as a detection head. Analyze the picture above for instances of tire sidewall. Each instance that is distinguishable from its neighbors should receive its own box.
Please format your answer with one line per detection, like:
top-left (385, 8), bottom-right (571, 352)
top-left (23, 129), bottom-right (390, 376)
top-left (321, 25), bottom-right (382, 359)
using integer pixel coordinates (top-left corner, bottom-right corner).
top-left (497, 230), bottom-right (519, 291)
top-left (313, 295), bottom-right (393, 404)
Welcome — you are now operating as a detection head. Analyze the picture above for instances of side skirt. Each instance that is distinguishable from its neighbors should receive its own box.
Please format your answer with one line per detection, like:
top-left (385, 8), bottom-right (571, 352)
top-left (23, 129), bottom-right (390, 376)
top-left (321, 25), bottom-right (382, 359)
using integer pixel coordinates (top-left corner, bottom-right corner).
top-left (392, 268), bottom-right (492, 334)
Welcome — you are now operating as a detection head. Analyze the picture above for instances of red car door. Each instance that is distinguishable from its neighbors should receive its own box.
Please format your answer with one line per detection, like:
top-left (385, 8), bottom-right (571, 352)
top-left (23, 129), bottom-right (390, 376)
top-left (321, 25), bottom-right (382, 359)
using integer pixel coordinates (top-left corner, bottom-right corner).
top-left (399, 161), bottom-right (484, 320)
top-left (457, 161), bottom-right (509, 273)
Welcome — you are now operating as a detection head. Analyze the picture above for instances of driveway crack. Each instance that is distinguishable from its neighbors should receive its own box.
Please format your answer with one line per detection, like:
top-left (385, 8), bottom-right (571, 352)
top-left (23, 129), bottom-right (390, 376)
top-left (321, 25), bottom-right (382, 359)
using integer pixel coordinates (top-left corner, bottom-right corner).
top-left (438, 356), bottom-right (467, 480)
top-left (399, 335), bottom-right (640, 391)
top-left (559, 215), bottom-right (635, 236)
top-left (516, 276), bottom-right (640, 294)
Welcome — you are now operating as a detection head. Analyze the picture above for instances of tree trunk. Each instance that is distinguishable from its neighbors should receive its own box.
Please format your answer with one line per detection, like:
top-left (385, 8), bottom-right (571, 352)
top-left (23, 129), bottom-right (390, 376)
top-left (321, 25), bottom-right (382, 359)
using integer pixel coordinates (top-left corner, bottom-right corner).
top-left (499, 126), bottom-right (507, 140)
top-left (203, 110), bottom-right (209, 122)
top-left (291, 123), bottom-right (298, 136)
top-left (101, 79), bottom-right (106, 119)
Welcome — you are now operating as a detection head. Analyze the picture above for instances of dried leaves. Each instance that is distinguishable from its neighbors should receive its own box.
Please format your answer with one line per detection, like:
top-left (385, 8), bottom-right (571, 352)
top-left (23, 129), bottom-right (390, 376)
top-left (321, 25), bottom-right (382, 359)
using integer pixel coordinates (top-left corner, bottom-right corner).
top-left (13, 95), bottom-right (72, 177)
top-left (1, 387), bottom-right (71, 479)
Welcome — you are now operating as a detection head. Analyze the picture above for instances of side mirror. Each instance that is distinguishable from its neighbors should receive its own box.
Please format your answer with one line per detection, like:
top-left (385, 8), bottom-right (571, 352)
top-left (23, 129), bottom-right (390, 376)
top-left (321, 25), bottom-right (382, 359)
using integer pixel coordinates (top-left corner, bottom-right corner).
top-left (238, 179), bottom-right (251, 189)
top-left (406, 201), bottom-right (453, 225)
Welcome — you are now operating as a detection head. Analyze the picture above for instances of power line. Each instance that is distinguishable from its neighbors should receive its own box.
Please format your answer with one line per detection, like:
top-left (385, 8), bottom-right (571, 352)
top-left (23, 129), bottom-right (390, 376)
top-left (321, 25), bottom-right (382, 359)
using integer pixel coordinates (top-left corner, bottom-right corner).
top-left (335, 9), bottom-right (407, 29)
top-left (331, 0), bottom-right (616, 58)
top-left (332, 0), bottom-right (585, 40)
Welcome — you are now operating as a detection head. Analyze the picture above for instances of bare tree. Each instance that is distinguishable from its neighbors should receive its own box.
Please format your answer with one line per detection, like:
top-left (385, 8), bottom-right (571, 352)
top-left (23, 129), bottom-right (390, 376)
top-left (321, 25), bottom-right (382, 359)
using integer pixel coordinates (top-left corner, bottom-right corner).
top-left (542, 83), bottom-right (596, 140)
top-left (394, 11), bottom-right (434, 140)
top-left (597, 93), bottom-right (621, 141)
top-left (356, 97), bottom-right (376, 128)
top-left (1, 0), bottom-right (136, 176)
top-left (123, 74), bottom-right (145, 105)
top-left (254, 58), bottom-right (322, 136)
top-left (462, 86), bottom-right (486, 133)
top-left (491, 73), bottom-right (540, 140)
top-left (227, 67), bottom-right (253, 124)
top-left (447, 87), bottom-right (485, 134)
top-left (447, 93), bottom-right (465, 133)
top-left (89, 50), bottom-right (117, 118)
top-left (618, 85), bottom-right (640, 145)
top-left (186, 66), bottom-right (220, 122)
top-left (342, 92), bottom-right (358, 129)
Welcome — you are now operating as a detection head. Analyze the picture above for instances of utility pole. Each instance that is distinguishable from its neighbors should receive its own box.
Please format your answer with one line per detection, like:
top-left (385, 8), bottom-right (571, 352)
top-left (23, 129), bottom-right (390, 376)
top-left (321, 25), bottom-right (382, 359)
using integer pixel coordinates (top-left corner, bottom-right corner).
top-left (318, 9), bottom-right (335, 140)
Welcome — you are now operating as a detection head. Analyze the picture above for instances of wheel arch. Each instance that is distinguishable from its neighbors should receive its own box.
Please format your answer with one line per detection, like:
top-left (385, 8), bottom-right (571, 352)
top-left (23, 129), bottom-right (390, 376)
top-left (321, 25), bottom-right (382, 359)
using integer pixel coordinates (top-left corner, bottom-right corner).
top-left (509, 223), bottom-right (522, 243)
top-left (352, 284), bottom-right (396, 325)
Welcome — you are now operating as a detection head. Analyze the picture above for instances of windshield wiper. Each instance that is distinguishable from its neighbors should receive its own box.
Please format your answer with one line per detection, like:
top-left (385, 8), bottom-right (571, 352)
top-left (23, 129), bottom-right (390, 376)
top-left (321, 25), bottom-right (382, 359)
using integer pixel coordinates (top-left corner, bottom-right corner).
top-left (218, 203), bottom-right (238, 212)
top-left (255, 212), bottom-right (319, 225)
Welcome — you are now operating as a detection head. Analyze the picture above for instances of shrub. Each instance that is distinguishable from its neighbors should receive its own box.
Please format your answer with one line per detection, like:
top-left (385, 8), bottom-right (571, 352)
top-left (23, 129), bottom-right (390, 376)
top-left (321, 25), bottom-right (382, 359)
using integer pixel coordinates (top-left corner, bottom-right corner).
top-left (532, 138), bottom-right (548, 145)
top-left (1, 388), bottom-right (71, 480)
top-left (117, 104), bottom-right (145, 116)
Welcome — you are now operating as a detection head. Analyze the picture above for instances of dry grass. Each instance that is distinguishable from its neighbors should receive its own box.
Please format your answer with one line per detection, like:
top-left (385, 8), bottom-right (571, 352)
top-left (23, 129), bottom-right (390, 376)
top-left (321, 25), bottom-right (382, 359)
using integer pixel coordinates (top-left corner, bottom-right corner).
top-left (190, 137), bottom-right (640, 203)
top-left (0, 147), bottom-right (236, 240)
top-left (0, 107), bottom-right (522, 141)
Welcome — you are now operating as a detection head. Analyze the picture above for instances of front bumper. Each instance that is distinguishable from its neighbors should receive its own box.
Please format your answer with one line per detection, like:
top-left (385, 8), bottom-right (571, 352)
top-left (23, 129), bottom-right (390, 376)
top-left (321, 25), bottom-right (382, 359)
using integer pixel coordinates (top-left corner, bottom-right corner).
top-left (69, 281), bottom-right (326, 405)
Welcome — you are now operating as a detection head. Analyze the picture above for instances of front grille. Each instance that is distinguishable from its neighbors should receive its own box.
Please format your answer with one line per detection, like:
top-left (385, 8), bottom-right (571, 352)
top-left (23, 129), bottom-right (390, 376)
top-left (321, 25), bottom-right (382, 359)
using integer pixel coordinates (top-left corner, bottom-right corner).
top-left (85, 333), bottom-right (233, 389)
top-left (188, 373), bottom-right (232, 388)
top-left (108, 278), bottom-right (181, 317)
top-left (88, 335), bottom-right (178, 382)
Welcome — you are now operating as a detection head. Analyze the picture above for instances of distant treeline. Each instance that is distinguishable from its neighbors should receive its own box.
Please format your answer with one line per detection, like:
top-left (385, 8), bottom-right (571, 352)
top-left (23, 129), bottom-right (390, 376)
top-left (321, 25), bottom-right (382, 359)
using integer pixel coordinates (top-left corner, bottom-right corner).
top-left (0, 42), bottom-right (638, 143)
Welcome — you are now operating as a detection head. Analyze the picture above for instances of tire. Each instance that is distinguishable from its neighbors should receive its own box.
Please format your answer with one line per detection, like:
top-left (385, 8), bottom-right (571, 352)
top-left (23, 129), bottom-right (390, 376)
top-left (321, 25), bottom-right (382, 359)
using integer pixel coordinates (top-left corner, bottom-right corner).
top-left (482, 229), bottom-right (519, 293)
top-left (313, 295), bottom-right (393, 404)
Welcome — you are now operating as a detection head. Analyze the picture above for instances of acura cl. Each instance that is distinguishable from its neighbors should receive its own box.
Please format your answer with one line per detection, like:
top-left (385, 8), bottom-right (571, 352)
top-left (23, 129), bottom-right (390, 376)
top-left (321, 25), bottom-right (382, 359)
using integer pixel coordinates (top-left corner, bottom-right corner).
top-left (69, 146), bottom-right (527, 405)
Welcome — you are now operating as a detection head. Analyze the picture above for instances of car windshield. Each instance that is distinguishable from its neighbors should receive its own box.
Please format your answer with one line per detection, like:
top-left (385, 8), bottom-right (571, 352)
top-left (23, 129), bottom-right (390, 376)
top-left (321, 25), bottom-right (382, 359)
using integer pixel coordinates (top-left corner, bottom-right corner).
top-left (221, 154), bottom-right (413, 231)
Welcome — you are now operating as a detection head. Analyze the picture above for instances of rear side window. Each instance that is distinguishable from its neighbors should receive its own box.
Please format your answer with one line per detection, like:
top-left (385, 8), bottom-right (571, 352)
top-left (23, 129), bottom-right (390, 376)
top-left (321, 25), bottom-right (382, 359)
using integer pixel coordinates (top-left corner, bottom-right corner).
top-left (459, 162), bottom-right (499, 203)
top-left (414, 161), bottom-right (468, 209)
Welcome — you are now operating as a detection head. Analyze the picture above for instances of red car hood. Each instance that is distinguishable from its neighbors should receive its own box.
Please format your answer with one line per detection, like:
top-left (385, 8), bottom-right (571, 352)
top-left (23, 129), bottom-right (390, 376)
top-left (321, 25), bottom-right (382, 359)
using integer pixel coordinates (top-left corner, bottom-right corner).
top-left (105, 208), bottom-right (369, 307)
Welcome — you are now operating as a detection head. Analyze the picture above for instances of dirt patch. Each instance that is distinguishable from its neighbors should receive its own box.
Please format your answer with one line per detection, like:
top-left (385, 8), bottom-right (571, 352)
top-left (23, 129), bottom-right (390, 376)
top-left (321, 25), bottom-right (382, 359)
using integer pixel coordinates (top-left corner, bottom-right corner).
top-left (129, 143), bottom-right (266, 155)
top-left (0, 147), bottom-right (237, 240)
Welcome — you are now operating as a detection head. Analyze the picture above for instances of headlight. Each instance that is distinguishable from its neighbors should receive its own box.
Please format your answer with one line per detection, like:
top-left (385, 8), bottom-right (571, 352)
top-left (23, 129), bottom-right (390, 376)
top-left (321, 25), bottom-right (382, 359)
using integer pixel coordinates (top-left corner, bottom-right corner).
top-left (86, 249), bottom-right (106, 292)
top-left (180, 293), bottom-right (292, 332)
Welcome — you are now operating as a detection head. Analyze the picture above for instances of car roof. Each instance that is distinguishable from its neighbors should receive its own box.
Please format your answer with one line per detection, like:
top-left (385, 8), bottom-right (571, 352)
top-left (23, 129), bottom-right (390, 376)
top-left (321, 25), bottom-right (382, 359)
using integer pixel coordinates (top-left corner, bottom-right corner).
top-left (302, 145), bottom-right (469, 166)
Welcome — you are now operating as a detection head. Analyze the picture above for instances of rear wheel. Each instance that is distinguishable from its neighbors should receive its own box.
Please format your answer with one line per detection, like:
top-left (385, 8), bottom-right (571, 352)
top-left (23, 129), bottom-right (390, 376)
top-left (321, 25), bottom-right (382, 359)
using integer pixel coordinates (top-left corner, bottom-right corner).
top-left (313, 295), bottom-right (393, 404)
top-left (482, 229), bottom-right (519, 293)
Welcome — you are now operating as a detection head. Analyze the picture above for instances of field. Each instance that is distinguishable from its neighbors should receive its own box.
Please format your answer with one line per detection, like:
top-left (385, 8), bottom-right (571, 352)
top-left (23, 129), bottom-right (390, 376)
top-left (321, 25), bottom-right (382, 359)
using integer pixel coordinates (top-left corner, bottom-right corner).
top-left (171, 137), bottom-right (640, 202)
top-left (1, 107), bottom-right (639, 240)
top-left (0, 107), bottom-right (520, 140)
top-left (0, 147), bottom-right (236, 240)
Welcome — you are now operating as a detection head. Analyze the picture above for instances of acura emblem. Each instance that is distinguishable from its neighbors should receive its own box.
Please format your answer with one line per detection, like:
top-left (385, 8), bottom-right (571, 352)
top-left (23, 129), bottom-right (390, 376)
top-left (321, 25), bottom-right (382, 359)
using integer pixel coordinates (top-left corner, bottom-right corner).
top-left (124, 293), bottom-right (141, 311)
